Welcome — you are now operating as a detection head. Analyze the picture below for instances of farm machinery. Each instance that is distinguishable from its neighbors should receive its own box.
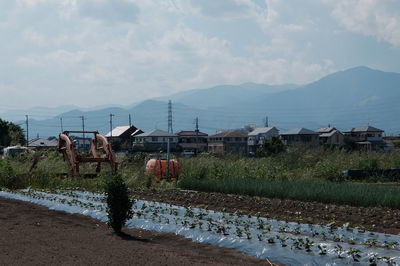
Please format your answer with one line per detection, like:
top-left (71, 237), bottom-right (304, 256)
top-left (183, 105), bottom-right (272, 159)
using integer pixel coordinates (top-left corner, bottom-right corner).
top-left (57, 131), bottom-right (118, 177)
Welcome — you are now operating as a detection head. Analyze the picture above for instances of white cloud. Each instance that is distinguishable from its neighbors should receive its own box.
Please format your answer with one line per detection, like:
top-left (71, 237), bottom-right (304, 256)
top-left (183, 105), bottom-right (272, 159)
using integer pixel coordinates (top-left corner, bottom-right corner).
top-left (324, 0), bottom-right (400, 47)
top-left (1, 0), bottom-right (398, 109)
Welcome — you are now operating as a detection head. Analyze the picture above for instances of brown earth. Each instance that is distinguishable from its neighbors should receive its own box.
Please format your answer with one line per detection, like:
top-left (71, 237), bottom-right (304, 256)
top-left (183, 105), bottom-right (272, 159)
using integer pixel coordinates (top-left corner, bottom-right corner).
top-left (0, 197), bottom-right (281, 266)
top-left (134, 189), bottom-right (400, 235)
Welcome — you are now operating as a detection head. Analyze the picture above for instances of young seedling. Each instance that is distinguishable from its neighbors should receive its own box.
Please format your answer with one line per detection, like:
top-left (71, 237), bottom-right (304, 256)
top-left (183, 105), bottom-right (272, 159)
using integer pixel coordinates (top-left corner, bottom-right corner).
top-left (382, 256), bottom-right (395, 266)
top-left (276, 235), bottom-right (288, 247)
top-left (347, 248), bottom-right (362, 262)
top-left (368, 253), bottom-right (381, 266)
top-left (384, 241), bottom-right (398, 249)
top-left (318, 244), bottom-right (327, 255)
top-left (245, 230), bottom-right (252, 240)
top-left (267, 237), bottom-right (275, 244)
top-left (236, 227), bottom-right (243, 238)
top-left (334, 244), bottom-right (344, 258)
top-left (304, 238), bottom-right (314, 252)
top-left (365, 238), bottom-right (378, 247)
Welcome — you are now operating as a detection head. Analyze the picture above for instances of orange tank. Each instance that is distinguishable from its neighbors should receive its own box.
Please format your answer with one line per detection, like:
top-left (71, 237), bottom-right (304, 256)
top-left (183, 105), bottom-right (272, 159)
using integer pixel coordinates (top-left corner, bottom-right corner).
top-left (145, 158), bottom-right (181, 181)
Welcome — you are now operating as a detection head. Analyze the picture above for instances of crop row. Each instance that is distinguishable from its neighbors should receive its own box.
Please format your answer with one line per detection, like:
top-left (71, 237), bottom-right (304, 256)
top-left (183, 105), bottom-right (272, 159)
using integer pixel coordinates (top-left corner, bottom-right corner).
top-left (3, 189), bottom-right (399, 265)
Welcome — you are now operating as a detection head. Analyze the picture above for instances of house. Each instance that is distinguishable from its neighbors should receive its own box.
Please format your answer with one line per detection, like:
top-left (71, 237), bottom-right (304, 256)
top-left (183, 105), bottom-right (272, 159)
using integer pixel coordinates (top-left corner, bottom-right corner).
top-left (343, 126), bottom-right (385, 151)
top-left (280, 128), bottom-right (320, 148)
top-left (248, 127), bottom-right (279, 154)
top-left (177, 130), bottom-right (208, 154)
top-left (71, 136), bottom-right (92, 150)
top-left (316, 127), bottom-right (345, 147)
top-left (133, 129), bottom-right (178, 152)
top-left (208, 130), bottom-right (248, 156)
top-left (105, 125), bottom-right (143, 150)
top-left (28, 138), bottom-right (58, 150)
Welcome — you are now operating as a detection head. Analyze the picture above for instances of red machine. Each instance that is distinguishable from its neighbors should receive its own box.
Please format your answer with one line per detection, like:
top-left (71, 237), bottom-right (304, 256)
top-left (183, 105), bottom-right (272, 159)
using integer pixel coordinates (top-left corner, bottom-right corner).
top-left (145, 158), bottom-right (181, 182)
top-left (57, 131), bottom-right (118, 177)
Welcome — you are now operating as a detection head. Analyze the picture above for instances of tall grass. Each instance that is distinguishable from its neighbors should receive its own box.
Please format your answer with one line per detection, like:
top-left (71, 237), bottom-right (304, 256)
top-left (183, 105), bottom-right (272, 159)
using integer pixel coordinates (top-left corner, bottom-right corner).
top-left (179, 149), bottom-right (400, 182)
top-left (179, 177), bottom-right (400, 209)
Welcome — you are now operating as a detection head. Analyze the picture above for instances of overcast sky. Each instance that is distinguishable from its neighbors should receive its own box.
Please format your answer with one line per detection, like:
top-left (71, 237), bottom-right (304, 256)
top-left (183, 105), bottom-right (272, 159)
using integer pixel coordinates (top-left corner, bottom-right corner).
top-left (1, 0), bottom-right (399, 109)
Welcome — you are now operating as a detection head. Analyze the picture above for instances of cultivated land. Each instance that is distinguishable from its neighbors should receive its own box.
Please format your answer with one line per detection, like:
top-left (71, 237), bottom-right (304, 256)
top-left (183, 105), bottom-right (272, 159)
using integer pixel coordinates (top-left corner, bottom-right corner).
top-left (135, 189), bottom-right (400, 235)
top-left (1, 148), bottom-right (400, 264)
top-left (0, 197), bottom-right (274, 266)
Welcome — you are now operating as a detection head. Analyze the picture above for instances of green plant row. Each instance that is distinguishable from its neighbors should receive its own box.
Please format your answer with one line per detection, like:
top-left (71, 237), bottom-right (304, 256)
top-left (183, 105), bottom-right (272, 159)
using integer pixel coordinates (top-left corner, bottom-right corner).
top-left (178, 149), bottom-right (400, 182)
top-left (178, 177), bottom-right (400, 209)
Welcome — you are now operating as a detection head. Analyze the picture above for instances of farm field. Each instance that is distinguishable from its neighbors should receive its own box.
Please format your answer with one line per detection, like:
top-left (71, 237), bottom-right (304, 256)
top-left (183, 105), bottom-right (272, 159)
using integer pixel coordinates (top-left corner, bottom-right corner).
top-left (0, 197), bottom-right (270, 266)
top-left (135, 189), bottom-right (400, 235)
top-left (1, 149), bottom-right (400, 264)
top-left (1, 189), bottom-right (399, 265)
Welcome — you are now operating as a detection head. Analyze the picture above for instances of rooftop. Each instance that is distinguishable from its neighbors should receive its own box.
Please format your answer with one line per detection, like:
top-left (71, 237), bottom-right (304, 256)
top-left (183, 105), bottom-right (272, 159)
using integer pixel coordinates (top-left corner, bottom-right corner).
top-left (135, 129), bottom-right (177, 137)
top-left (209, 130), bottom-right (248, 138)
top-left (248, 127), bottom-right (278, 136)
top-left (105, 126), bottom-right (132, 137)
top-left (28, 138), bottom-right (58, 147)
top-left (177, 130), bottom-right (208, 137)
top-left (316, 127), bottom-right (336, 133)
top-left (345, 126), bottom-right (384, 133)
top-left (281, 128), bottom-right (319, 135)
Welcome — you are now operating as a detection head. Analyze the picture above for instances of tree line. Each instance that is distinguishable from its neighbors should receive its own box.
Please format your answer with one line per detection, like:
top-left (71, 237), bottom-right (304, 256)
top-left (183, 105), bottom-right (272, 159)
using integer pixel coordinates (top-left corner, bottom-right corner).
top-left (0, 118), bottom-right (25, 148)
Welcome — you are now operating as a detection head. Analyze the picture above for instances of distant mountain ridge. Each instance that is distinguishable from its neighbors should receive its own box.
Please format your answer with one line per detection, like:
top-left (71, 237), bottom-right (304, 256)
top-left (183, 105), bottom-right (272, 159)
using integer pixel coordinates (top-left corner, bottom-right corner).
top-left (5, 66), bottom-right (400, 138)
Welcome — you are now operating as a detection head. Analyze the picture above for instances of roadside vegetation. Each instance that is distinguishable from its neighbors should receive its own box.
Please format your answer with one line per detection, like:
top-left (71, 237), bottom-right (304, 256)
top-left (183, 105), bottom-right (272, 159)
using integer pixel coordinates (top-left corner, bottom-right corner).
top-left (1, 148), bottom-right (400, 208)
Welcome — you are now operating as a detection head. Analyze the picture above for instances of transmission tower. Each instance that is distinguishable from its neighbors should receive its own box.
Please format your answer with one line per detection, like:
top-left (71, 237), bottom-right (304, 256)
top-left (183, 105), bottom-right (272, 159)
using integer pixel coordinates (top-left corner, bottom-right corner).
top-left (167, 100), bottom-right (173, 134)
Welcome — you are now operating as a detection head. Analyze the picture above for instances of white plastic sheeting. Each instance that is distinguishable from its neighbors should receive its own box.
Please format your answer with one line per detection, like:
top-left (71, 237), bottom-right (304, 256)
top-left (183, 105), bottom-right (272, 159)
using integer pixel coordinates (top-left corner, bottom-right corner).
top-left (1, 189), bottom-right (399, 266)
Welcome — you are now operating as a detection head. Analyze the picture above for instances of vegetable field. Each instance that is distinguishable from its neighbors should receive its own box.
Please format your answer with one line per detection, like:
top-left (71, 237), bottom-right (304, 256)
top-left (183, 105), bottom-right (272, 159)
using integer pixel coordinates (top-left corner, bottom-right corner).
top-left (1, 189), bottom-right (399, 265)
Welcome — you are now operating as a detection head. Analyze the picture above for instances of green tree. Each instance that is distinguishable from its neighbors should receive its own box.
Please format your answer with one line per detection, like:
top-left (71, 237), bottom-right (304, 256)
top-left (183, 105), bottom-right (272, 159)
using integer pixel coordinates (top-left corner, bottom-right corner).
top-left (256, 136), bottom-right (285, 157)
top-left (0, 118), bottom-right (25, 147)
top-left (105, 175), bottom-right (134, 234)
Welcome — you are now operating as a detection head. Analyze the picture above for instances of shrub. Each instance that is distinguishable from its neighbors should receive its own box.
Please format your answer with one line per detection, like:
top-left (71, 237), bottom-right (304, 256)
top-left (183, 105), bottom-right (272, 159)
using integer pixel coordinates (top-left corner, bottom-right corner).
top-left (256, 137), bottom-right (285, 157)
top-left (105, 175), bottom-right (134, 234)
top-left (0, 159), bottom-right (17, 189)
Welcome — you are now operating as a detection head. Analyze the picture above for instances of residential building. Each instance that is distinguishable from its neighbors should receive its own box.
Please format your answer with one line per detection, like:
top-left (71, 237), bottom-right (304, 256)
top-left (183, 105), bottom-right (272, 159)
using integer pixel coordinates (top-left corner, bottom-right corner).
top-left (208, 130), bottom-right (248, 156)
top-left (133, 129), bottom-right (178, 152)
top-left (28, 138), bottom-right (58, 150)
top-left (316, 127), bottom-right (345, 147)
top-left (105, 125), bottom-right (143, 150)
top-left (248, 127), bottom-right (279, 154)
top-left (344, 126), bottom-right (385, 151)
top-left (177, 130), bottom-right (208, 154)
top-left (71, 136), bottom-right (92, 150)
top-left (280, 128), bottom-right (320, 148)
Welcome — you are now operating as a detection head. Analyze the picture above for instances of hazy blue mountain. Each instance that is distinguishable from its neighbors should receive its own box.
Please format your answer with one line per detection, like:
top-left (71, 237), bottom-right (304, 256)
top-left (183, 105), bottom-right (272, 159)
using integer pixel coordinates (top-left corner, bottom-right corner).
top-left (9, 66), bottom-right (400, 138)
top-left (220, 66), bottom-right (400, 133)
top-left (155, 83), bottom-right (297, 108)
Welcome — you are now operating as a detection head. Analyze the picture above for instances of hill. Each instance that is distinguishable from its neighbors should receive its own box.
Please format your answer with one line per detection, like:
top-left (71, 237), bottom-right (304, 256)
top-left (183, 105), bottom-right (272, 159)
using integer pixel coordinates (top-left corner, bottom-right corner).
top-left (8, 66), bottom-right (400, 138)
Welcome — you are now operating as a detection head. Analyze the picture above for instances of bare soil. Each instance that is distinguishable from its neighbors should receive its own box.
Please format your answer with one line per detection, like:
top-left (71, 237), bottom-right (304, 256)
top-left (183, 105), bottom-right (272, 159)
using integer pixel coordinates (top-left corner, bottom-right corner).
top-left (0, 197), bottom-right (280, 266)
top-left (135, 189), bottom-right (400, 235)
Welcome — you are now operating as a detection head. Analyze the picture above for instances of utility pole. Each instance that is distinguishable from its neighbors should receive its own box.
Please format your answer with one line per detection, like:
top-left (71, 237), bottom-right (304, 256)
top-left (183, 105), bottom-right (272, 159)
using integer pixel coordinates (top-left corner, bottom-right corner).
top-left (168, 100), bottom-right (173, 134)
top-left (109, 113), bottom-right (115, 137)
top-left (195, 117), bottom-right (199, 154)
top-left (128, 114), bottom-right (132, 151)
top-left (166, 100), bottom-right (173, 179)
top-left (25, 115), bottom-right (29, 147)
top-left (60, 117), bottom-right (64, 132)
top-left (80, 116), bottom-right (85, 149)
top-left (265, 116), bottom-right (269, 127)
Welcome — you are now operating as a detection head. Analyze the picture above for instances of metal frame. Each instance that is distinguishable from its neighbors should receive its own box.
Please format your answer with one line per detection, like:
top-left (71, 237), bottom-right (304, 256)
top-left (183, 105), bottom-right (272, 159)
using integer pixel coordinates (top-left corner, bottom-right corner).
top-left (57, 131), bottom-right (118, 176)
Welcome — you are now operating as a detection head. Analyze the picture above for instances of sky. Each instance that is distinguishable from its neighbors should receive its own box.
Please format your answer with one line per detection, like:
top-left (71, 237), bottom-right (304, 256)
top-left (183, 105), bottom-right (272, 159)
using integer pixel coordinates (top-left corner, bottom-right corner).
top-left (0, 0), bottom-right (399, 110)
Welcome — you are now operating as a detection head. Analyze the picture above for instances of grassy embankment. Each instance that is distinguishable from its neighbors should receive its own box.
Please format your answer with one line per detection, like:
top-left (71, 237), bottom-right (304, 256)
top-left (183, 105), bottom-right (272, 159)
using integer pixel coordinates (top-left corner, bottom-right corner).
top-left (1, 148), bottom-right (400, 208)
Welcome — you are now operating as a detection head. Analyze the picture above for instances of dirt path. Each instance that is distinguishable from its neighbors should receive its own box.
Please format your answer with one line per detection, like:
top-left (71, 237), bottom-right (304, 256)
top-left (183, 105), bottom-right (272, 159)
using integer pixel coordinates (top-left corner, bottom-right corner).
top-left (0, 197), bottom-right (278, 266)
top-left (135, 189), bottom-right (400, 235)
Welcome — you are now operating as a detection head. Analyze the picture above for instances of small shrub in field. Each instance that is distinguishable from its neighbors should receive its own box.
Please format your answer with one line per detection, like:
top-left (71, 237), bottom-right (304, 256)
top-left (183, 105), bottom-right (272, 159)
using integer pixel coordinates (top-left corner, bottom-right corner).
top-left (0, 159), bottom-right (17, 189)
top-left (105, 175), bottom-right (134, 234)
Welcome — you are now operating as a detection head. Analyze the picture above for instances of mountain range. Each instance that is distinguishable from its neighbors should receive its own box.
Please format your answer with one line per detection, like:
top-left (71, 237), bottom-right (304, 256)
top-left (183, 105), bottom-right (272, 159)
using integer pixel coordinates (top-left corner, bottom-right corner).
top-left (3, 66), bottom-right (400, 138)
